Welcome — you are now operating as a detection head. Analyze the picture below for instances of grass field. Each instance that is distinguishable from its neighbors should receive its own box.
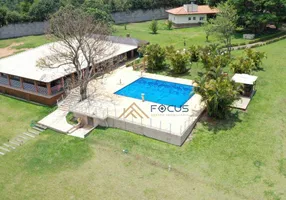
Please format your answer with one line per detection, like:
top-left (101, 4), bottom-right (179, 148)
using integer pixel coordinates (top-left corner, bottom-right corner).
top-left (0, 35), bottom-right (52, 49)
top-left (0, 38), bottom-right (286, 199)
top-left (0, 35), bottom-right (54, 58)
top-left (0, 96), bottom-right (52, 144)
top-left (113, 20), bottom-right (280, 49)
top-left (0, 21), bottom-right (281, 57)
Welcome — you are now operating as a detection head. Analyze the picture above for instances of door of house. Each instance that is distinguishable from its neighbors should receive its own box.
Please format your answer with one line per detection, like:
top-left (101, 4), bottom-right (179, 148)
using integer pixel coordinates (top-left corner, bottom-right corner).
top-left (87, 117), bottom-right (94, 127)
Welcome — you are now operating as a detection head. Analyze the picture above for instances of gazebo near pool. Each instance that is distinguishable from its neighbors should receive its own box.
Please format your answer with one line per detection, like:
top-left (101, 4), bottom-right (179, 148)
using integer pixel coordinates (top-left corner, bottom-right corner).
top-left (232, 73), bottom-right (258, 110)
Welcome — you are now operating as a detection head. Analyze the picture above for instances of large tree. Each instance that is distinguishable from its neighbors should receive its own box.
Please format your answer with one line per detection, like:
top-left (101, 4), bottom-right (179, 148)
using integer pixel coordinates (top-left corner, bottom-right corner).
top-left (38, 7), bottom-right (115, 100)
top-left (81, 0), bottom-right (113, 24)
top-left (0, 7), bottom-right (7, 27)
top-left (138, 44), bottom-right (166, 71)
top-left (228, 0), bottom-right (286, 33)
top-left (29, 0), bottom-right (60, 21)
top-left (207, 2), bottom-right (238, 55)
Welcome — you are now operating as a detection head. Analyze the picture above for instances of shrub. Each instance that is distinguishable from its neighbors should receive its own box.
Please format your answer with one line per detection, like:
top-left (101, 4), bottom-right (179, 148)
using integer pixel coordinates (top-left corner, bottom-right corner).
top-left (166, 46), bottom-right (190, 74)
top-left (126, 61), bottom-right (133, 67)
top-left (149, 20), bottom-right (158, 34)
top-left (137, 44), bottom-right (147, 56)
top-left (144, 44), bottom-right (166, 71)
top-left (199, 45), bottom-right (230, 70)
top-left (244, 48), bottom-right (266, 69)
top-left (194, 66), bottom-right (241, 119)
top-left (166, 20), bottom-right (172, 30)
top-left (66, 112), bottom-right (78, 125)
top-left (188, 45), bottom-right (200, 62)
top-left (230, 57), bottom-right (254, 74)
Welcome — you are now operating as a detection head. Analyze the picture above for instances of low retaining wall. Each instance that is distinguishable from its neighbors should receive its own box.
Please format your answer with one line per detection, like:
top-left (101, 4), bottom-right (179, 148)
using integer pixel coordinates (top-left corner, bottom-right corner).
top-left (73, 112), bottom-right (203, 146)
top-left (107, 117), bottom-right (182, 145)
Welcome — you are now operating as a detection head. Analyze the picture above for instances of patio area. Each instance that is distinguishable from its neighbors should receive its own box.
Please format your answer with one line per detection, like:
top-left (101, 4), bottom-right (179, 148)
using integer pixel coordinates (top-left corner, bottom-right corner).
top-left (69, 66), bottom-right (205, 145)
top-left (37, 66), bottom-right (204, 145)
top-left (39, 109), bottom-right (94, 139)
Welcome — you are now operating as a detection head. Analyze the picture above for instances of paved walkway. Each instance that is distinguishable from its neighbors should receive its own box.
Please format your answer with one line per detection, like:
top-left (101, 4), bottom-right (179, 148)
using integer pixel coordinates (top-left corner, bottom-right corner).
top-left (39, 110), bottom-right (73, 133)
top-left (38, 109), bottom-right (94, 138)
top-left (232, 96), bottom-right (251, 110)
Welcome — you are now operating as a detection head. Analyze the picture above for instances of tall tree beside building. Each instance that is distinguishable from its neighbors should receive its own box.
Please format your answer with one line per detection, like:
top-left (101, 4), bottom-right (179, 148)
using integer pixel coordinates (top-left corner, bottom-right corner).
top-left (37, 7), bottom-right (114, 100)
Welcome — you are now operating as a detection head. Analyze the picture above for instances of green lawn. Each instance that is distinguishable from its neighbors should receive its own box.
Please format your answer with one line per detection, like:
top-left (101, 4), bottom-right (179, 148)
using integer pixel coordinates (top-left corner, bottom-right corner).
top-left (0, 35), bottom-right (53, 49)
top-left (113, 20), bottom-right (280, 49)
top-left (0, 39), bottom-right (286, 199)
top-left (0, 35), bottom-right (54, 58)
top-left (0, 96), bottom-right (52, 143)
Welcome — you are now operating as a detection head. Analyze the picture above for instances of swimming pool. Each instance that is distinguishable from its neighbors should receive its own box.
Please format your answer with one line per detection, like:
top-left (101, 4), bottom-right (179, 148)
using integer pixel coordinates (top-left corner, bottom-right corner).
top-left (115, 77), bottom-right (194, 107)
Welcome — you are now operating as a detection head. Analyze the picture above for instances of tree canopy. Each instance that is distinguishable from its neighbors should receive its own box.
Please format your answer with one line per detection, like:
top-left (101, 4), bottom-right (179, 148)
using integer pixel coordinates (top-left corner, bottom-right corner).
top-left (228, 0), bottom-right (286, 33)
top-left (0, 0), bottom-right (194, 25)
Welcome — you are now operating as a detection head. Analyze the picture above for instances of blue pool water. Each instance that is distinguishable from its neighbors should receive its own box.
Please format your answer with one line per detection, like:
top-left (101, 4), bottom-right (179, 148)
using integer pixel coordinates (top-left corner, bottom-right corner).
top-left (115, 77), bottom-right (194, 107)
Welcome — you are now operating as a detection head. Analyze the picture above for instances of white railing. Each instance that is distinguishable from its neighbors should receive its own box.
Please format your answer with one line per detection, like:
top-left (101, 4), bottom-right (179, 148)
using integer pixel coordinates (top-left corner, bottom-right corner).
top-left (70, 106), bottom-right (201, 135)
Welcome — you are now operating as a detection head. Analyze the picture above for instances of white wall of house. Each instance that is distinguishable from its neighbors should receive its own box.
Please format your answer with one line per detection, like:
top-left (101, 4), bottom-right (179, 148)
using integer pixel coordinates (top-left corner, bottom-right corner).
top-left (168, 14), bottom-right (207, 24)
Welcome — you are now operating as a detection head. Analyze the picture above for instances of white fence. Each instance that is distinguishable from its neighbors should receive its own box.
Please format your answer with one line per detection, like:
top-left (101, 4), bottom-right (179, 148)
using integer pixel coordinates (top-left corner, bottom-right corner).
top-left (71, 105), bottom-right (203, 145)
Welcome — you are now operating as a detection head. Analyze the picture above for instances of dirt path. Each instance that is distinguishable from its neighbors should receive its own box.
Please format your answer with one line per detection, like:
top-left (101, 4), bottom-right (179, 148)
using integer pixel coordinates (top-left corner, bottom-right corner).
top-left (0, 43), bottom-right (29, 58)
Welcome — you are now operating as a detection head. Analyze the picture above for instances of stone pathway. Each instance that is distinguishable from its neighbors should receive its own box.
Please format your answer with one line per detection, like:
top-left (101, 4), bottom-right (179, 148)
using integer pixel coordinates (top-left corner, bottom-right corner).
top-left (0, 123), bottom-right (47, 156)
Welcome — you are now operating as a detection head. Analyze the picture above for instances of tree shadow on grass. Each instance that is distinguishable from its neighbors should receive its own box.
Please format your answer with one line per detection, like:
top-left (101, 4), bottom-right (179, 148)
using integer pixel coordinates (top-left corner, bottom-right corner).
top-left (253, 66), bottom-right (265, 72)
top-left (199, 111), bottom-right (242, 134)
top-left (166, 68), bottom-right (191, 78)
top-left (145, 66), bottom-right (169, 74)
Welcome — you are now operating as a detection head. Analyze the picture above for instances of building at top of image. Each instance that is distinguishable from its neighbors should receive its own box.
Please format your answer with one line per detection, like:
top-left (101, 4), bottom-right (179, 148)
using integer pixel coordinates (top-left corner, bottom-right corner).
top-left (166, 2), bottom-right (219, 28)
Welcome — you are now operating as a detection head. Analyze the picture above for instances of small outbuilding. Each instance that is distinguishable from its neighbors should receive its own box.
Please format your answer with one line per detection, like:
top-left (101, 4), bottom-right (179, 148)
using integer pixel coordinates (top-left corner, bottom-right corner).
top-left (232, 73), bottom-right (258, 97)
top-left (231, 73), bottom-right (258, 110)
top-left (166, 2), bottom-right (219, 28)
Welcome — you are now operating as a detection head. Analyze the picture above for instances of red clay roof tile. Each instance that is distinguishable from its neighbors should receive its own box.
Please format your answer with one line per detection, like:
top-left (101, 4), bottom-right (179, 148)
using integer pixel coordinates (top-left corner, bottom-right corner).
top-left (166, 5), bottom-right (219, 15)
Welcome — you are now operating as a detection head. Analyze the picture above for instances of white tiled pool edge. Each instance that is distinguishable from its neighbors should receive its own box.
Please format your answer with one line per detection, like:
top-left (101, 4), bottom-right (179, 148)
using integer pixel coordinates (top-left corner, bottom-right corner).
top-left (70, 66), bottom-right (205, 145)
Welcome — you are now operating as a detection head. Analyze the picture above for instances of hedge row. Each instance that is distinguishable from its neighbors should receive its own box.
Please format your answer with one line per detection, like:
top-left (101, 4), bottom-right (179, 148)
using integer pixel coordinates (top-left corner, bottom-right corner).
top-left (220, 31), bottom-right (286, 49)
top-left (234, 34), bottom-right (286, 50)
top-left (248, 31), bottom-right (286, 44)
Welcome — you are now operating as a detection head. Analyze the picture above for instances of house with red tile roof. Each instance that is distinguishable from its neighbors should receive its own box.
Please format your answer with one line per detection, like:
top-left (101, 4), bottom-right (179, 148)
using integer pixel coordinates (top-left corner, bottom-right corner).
top-left (166, 3), bottom-right (219, 28)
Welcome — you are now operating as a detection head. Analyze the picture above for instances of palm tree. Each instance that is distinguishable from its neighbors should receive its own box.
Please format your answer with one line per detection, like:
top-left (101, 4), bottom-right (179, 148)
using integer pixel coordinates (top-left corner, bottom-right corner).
top-left (194, 67), bottom-right (241, 119)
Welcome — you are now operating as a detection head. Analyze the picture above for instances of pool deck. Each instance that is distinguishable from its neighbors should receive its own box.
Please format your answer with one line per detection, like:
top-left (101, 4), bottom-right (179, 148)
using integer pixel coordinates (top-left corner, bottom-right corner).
top-left (70, 66), bottom-right (205, 145)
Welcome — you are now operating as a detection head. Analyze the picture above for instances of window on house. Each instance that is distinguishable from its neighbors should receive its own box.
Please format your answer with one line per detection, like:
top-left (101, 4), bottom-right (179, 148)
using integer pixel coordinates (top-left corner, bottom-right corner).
top-left (200, 17), bottom-right (205, 21)
top-left (188, 17), bottom-right (191, 21)
top-left (193, 17), bottom-right (196, 20)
